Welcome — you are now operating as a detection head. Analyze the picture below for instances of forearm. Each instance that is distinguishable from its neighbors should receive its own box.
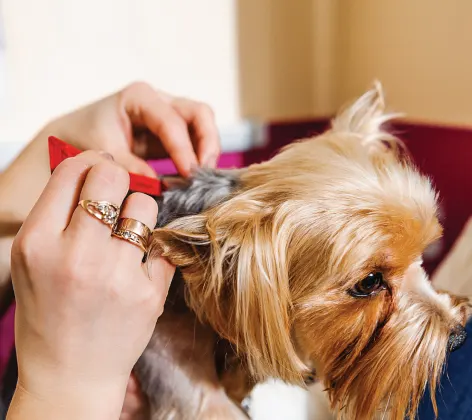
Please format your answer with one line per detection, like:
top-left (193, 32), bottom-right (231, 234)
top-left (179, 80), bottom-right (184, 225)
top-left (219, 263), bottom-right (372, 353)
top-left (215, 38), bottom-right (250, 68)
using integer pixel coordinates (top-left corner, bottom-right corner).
top-left (0, 127), bottom-right (51, 223)
top-left (7, 379), bottom-right (127, 420)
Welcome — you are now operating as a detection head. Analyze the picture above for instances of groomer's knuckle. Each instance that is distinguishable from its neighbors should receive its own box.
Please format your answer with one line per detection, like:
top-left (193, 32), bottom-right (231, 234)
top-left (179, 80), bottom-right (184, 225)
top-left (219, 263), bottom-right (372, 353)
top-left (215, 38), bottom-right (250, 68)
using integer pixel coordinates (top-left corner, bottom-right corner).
top-left (60, 251), bottom-right (88, 285)
top-left (12, 231), bottom-right (39, 266)
top-left (195, 102), bottom-right (215, 120)
top-left (123, 81), bottom-right (154, 98)
top-left (129, 192), bottom-right (158, 215)
top-left (108, 279), bottom-right (127, 302)
top-left (137, 284), bottom-right (164, 314)
top-left (75, 150), bottom-right (103, 161)
top-left (92, 160), bottom-right (129, 188)
top-left (136, 287), bottom-right (154, 307)
top-left (54, 157), bottom-right (87, 179)
top-left (61, 264), bottom-right (83, 288)
top-left (56, 264), bottom-right (84, 293)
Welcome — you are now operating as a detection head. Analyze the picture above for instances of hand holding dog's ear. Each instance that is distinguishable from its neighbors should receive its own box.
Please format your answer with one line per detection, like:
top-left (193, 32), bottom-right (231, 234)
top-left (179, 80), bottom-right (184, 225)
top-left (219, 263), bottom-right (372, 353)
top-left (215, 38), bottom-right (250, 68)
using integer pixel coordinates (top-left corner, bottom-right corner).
top-left (0, 81), bottom-right (221, 240)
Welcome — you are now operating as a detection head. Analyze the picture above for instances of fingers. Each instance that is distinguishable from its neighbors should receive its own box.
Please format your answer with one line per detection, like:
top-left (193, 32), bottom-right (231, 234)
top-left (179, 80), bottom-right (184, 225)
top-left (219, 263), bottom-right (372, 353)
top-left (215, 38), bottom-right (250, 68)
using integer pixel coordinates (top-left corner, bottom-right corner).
top-left (112, 193), bottom-right (158, 263)
top-left (109, 192), bottom-right (174, 308)
top-left (120, 374), bottom-right (150, 420)
top-left (145, 253), bottom-right (175, 298)
top-left (117, 153), bottom-right (158, 179)
top-left (21, 151), bottom-right (110, 234)
top-left (67, 160), bottom-right (130, 238)
top-left (172, 98), bottom-right (221, 168)
top-left (126, 373), bottom-right (141, 393)
top-left (121, 83), bottom-right (198, 177)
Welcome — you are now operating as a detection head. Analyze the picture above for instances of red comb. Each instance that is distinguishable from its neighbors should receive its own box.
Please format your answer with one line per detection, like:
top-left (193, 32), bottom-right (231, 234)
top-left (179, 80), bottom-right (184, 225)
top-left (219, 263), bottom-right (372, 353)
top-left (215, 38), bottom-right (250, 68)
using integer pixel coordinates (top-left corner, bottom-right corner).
top-left (48, 136), bottom-right (162, 197)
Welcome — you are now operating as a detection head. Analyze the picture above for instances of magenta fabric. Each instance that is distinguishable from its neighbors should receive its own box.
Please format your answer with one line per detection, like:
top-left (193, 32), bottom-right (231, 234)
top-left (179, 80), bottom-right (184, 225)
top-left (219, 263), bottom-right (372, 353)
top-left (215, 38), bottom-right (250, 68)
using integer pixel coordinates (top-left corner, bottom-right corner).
top-left (148, 152), bottom-right (245, 175)
top-left (0, 305), bottom-right (14, 378)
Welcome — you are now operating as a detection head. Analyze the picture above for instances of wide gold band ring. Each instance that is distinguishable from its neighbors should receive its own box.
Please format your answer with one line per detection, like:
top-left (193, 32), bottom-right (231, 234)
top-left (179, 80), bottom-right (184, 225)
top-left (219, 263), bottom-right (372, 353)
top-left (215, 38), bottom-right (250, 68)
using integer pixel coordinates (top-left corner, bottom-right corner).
top-left (78, 200), bottom-right (120, 227)
top-left (111, 218), bottom-right (152, 253)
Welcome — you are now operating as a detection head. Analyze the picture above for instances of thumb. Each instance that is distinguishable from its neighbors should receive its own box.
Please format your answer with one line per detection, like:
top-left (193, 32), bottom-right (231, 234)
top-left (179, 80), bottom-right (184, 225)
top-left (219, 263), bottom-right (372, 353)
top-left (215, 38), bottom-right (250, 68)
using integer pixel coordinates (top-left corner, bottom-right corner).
top-left (117, 153), bottom-right (158, 179)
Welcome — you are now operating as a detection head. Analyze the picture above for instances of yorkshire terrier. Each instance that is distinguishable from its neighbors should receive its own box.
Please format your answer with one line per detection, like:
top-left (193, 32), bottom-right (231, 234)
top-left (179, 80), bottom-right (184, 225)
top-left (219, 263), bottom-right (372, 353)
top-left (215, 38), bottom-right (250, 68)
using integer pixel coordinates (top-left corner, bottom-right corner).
top-left (135, 83), bottom-right (471, 420)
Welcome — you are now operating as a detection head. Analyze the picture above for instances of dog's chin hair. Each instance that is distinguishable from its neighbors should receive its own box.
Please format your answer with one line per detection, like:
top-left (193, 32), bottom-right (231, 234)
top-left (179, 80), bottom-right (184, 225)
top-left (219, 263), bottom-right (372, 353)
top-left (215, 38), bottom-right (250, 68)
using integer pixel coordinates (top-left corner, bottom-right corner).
top-left (324, 306), bottom-right (449, 419)
top-left (293, 282), bottom-right (462, 419)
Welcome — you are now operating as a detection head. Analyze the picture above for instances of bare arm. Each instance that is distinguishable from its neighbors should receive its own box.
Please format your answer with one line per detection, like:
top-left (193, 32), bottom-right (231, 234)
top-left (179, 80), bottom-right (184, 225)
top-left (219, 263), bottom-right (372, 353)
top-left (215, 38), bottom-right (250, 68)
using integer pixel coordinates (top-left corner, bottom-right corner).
top-left (7, 381), bottom-right (128, 420)
top-left (0, 128), bottom-right (51, 225)
top-left (0, 127), bottom-right (50, 306)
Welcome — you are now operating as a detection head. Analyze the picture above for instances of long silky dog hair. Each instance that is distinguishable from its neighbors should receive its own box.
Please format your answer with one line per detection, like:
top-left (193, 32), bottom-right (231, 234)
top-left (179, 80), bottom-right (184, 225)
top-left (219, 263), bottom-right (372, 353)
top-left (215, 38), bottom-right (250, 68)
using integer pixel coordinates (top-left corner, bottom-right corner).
top-left (139, 82), bottom-right (470, 419)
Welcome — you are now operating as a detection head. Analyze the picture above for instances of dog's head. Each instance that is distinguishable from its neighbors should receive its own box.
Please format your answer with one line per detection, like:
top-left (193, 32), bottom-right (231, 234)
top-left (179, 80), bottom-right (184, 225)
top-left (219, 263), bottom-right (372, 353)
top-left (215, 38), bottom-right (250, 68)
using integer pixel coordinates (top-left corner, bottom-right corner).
top-left (151, 83), bottom-right (470, 419)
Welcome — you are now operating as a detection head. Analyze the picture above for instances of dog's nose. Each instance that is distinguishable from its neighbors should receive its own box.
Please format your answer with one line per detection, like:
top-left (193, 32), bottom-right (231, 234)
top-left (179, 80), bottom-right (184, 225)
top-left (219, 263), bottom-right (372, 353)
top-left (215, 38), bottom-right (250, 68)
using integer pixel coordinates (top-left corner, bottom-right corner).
top-left (448, 325), bottom-right (467, 352)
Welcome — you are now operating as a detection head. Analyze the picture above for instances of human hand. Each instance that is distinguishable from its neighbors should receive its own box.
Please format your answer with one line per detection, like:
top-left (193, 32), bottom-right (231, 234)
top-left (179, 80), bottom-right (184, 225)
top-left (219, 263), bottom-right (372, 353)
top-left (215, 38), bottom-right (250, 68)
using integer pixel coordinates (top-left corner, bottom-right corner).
top-left (46, 82), bottom-right (221, 177)
top-left (0, 82), bottom-right (220, 228)
top-left (119, 373), bottom-right (150, 420)
top-left (8, 151), bottom-right (174, 419)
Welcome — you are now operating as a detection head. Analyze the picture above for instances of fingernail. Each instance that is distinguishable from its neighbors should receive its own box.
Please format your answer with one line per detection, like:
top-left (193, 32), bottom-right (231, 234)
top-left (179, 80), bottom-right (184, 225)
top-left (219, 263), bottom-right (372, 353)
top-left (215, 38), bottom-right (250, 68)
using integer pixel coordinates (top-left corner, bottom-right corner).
top-left (202, 154), bottom-right (218, 169)
top-left (187, 162), bottom-right (200, 176)
top-left (98, 151), bottom-right (114, 161)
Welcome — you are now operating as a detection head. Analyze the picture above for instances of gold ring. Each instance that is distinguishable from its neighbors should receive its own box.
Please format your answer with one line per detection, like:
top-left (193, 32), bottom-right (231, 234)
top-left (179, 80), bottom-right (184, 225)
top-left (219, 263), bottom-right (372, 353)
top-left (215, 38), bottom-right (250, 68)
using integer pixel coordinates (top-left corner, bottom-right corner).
top-left (78, 200), bottom-right (120, 227)
top-left (111, 218), bottom-right (152, 253)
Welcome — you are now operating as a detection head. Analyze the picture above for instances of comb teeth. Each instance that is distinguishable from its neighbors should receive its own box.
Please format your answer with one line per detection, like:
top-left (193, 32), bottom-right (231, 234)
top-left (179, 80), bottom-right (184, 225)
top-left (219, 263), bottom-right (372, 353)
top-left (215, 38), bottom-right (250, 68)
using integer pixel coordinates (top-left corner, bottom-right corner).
top-left (48, 136), bottom-right (163, 198)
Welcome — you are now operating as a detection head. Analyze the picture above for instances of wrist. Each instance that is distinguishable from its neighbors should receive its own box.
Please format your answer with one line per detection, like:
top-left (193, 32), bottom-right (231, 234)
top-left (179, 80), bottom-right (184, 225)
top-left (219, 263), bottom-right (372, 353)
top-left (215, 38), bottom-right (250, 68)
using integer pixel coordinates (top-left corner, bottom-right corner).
top-left (7, 373), bottom-right (129, 420)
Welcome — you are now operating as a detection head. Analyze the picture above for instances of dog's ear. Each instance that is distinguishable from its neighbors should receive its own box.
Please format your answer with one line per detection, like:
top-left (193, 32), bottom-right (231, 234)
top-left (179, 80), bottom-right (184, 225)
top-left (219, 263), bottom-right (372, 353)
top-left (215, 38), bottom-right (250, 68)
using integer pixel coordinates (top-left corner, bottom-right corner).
top-left (150, 194), bottom-right (305, 383)
top-left (331, 81), bottom-right (391, 135)
top-left (331, 81), bottom-right (409, 163)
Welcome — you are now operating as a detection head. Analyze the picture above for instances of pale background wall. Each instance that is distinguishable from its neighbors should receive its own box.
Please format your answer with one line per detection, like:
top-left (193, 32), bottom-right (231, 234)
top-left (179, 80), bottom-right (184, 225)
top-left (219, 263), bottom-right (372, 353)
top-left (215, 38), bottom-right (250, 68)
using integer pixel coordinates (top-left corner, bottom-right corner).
top-left (2, 0), bottom-right (472, 149)
top-left (0, 0), bottom-right (240, 146)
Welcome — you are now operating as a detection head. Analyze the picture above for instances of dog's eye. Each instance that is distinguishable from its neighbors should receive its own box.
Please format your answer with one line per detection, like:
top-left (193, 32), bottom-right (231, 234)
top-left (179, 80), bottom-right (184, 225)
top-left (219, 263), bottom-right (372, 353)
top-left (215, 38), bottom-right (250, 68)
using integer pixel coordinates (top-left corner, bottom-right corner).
top-left (349, 272), bottom-right (385, 297)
